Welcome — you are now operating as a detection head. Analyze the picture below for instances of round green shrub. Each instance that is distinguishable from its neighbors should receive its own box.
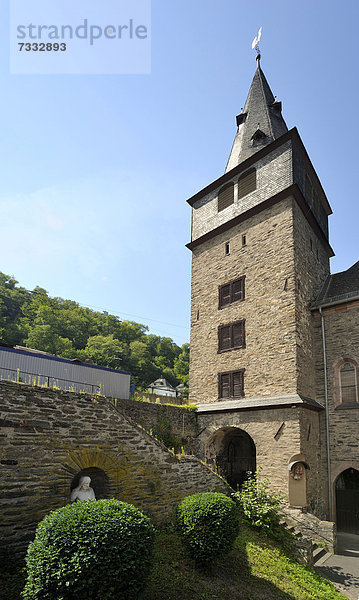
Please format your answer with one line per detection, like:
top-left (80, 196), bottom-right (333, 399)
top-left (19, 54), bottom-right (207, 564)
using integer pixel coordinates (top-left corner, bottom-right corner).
top-left (174, 492), bottom-right (239, 563)
top-left (22, 499), bottom-right (155, 600)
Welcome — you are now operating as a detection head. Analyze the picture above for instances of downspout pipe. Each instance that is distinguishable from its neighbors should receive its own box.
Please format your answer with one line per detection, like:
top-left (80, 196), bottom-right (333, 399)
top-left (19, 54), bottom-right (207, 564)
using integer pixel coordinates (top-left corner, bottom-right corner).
top-left (319, 306), bottom-right (332, 518)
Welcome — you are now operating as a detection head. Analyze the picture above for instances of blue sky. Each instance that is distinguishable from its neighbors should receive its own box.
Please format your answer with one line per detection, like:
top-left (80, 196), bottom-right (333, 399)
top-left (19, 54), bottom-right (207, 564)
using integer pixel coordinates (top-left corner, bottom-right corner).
top-left (0, 0), bottom-right (358, 346)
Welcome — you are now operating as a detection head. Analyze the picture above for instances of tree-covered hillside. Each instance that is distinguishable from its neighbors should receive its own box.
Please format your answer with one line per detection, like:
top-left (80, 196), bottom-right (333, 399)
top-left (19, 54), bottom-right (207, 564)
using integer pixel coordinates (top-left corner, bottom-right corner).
top-left (0, 272), bottom-right (189, 390)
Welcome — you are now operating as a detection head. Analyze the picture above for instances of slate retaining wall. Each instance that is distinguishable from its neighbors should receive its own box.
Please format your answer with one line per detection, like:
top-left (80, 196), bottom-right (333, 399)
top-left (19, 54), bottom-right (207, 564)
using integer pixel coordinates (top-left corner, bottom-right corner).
top-left (0, 381), bottom-right (227, 558)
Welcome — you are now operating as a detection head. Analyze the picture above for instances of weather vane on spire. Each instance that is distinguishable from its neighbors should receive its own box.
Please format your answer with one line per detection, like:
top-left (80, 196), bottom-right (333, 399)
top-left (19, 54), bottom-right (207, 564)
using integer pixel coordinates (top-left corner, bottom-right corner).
top-left (251, 27), bottom-right (262, 63)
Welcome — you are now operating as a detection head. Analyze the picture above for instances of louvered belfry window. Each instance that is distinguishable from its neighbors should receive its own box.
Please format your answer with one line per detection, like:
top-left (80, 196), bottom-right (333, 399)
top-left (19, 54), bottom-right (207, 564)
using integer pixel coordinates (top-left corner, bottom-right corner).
top-left (218, 320), bottom-right (245, 352)
top-left (238, 169), bottom-right (256, 200)
top-left (219, 277), bottom-right (245, 308)
top-left (218, 369), bottom-right (245, 399)
top-left (340, 362), bottom-right (358, 403)
top-left (218, 183), bottom-right (234, 212)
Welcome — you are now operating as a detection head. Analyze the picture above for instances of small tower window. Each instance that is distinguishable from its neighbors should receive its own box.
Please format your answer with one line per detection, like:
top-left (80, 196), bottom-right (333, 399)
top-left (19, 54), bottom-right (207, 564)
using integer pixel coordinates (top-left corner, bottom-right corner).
top-left (242, 234), bottom-right (247, 247)
top-left (218, 183), bottom-right (234, 212)
top-left (218, 320), bottom-right (245, 353)
top-left (238, 169), bottom-right (256, 200)
top-left (218, 369), bottom-right (245, 399)
top-left (219, 277), bottom-right (245, 308)
top-left (225, 242), bottom-right (230, 256)
top-left (340, 362), bottom-right (358, 404)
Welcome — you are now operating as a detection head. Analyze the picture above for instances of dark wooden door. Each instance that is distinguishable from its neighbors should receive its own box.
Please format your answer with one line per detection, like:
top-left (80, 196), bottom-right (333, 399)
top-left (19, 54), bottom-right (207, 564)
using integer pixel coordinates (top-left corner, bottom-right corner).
top-left (336, 469), bottom-right (359, 534)
top-left (217, 430), bottom-right (256, 490)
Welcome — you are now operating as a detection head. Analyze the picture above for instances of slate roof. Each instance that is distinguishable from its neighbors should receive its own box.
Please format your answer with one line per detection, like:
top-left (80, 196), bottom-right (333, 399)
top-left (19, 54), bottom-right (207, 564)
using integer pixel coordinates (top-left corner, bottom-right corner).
top-left (226, 58), bottom-right (288, 170)
top-left (148, 378), bottom-right (175, 391)
top-left (312, 261), bottom-right (359, 308)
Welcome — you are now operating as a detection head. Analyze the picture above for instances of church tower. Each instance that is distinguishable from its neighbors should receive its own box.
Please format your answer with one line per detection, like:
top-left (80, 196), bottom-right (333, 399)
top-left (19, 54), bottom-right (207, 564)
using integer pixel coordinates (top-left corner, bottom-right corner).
top-left (187, 56), bottom-right (334, 514)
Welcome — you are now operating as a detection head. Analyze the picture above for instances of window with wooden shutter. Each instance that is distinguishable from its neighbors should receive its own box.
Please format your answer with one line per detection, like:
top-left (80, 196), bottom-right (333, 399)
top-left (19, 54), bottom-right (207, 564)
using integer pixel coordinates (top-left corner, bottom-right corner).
top-left (219, 373), bottom-right (231, 398)
top-left (218, 369), bottom-right (244, 399)
top-left (340, 362), bottom-right (358, 403)
top-left (219, 284), bottom-right (231, 308)
top-left (218, 183), bottom-right (234, 212)
top-left (219, 277), bottom-right (245, 309)
top-left (218, 320), bottom-right (245, 353)
top-left (232, 278), bottom-right (245, 302)
top-left (232, 321), bottom-right (245, 348)
top-left (238, 170), bottom-right (256, 200)
top-left (218, 325), bottom-right (231, 351)
top-left (232, 372), bottom-right (243, 397)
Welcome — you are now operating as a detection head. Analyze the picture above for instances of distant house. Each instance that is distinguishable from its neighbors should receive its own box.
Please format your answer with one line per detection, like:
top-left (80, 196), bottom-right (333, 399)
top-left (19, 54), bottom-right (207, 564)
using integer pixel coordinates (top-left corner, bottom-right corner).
top-left (175, 383), bottom-right (187, 398)
top-left (147, 378), bottom-right (176, 397)
top-left (0, 345), bottom-right (131, 399)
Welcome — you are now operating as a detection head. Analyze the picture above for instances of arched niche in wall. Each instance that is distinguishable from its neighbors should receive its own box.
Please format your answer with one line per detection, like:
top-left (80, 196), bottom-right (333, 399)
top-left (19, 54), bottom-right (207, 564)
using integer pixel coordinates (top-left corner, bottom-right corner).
top-left (288, 454), bottom-right (310, 508)
top-left (70, 466), bottom-right (110, 501)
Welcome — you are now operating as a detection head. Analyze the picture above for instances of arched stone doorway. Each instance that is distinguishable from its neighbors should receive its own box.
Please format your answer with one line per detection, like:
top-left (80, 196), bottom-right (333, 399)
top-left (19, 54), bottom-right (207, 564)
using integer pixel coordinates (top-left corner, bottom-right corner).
top-left (335, 468), bottom-right (359, 533)
top-left (70, 467), bottom-right (110, 500)
top-left (208, 427), bottom-right (256, 490)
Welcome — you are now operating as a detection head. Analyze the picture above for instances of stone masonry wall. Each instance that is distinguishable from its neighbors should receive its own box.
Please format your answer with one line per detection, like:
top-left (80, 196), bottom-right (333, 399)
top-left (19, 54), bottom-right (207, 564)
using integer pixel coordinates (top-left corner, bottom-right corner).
top-left (116, 396), bottom-right (197, 452)
top-left (292, 200), bottom-right (330, 400)
top-left (0, 381), bottom-right (228, 557)
top-left (313, 301), bottom-right (359, 519)
top-left (191, 141), bottom-right (292, 241)
top-left (189, 197), bottom-right (297, 404)
top-left (298, 408), bottom-right (325, 518)
top-left (196, 405), bottom-right (323, 511)
top-left (292, 137), bottom-right (329, 238)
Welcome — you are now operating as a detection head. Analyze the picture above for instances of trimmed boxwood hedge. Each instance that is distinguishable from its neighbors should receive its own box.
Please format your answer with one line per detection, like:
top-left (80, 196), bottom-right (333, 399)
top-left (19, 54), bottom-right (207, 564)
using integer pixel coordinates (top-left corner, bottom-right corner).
top-left (174, 492), bottom-right (239, 563)
top-left (22, 499), bottom-right (154, 600)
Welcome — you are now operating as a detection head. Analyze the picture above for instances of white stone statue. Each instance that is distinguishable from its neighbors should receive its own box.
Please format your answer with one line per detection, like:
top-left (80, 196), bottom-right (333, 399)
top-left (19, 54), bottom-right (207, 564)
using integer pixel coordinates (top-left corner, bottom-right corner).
top-left (70, 475), bottom-right (96, 502)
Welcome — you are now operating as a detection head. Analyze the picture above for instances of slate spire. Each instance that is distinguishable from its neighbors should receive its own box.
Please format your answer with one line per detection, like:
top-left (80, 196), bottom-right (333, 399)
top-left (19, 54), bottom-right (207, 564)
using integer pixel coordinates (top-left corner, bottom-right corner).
top-left (225, 57), bottom-right (288, 172)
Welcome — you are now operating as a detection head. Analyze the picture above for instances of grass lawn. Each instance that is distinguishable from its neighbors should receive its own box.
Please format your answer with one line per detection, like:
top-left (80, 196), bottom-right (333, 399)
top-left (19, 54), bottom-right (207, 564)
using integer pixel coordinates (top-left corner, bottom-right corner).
top-left (1, 521), bottom-right (347, 600)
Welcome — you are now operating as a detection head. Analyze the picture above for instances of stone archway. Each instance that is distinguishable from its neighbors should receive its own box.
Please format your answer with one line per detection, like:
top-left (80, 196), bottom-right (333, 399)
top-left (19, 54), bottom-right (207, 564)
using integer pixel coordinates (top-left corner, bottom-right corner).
top-left (207, 427), bottom-right (256, 490)
top-left (335, 468), bottom-right (359, 534)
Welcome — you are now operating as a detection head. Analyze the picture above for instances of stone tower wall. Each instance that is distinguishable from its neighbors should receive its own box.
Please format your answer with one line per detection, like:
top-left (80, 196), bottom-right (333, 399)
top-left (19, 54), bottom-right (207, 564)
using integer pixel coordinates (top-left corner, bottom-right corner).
top-left (189, 197), bottom-right (298, 404)
top-left (292, 200), bottom-right (330, 399)
top-left (191, 141), bottom-right (292, 241)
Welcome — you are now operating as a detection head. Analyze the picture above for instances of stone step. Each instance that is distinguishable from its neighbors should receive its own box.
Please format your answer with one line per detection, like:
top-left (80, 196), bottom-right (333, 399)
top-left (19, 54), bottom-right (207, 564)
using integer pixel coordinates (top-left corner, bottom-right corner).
top-left (313, 547), bottom-right (331, 566)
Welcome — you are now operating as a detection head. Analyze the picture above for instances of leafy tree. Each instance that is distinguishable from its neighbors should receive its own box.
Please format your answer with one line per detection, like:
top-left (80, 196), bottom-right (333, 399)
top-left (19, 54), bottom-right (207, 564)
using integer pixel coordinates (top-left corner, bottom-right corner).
top-left (174, 343), bottom-right (190, 386)
top-left (129, 340), bottom-right (161, 388)
top-left (0, 271), bottom-right (190, 391)
top-left (25, 324), bottom-right (76, 358)
top-left (82, 335), bottom-right (125, 369)
top-left (116, 320), bottom-right (148, 345)
top-left (0, 273), bottom-right (31, 345)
